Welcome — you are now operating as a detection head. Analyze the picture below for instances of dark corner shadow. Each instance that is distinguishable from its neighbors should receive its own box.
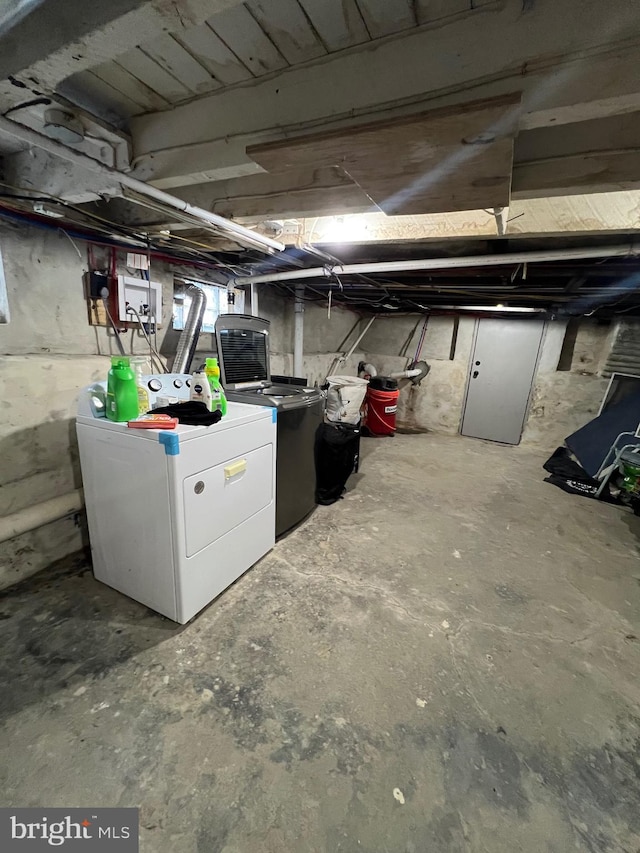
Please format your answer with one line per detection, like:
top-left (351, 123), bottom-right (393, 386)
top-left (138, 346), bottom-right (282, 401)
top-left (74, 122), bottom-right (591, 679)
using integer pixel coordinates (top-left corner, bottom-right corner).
top-left (0, 550), bottom-right (183, 723)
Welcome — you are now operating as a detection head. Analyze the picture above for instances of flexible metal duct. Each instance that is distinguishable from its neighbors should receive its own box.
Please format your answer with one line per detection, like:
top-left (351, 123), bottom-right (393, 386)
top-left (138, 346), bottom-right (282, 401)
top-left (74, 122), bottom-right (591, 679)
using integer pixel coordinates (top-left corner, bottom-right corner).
top-left (172, 284), bottom-right (207, 374)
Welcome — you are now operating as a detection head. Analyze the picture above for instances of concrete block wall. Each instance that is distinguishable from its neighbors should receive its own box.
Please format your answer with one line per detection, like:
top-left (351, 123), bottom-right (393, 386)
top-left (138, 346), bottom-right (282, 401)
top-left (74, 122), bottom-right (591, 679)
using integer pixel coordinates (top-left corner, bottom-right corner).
top-left (362, 315), bottom-right (477, 434)
top-left (261, 290), bottom-right (365, 384)
top-left (0, 221), bottom-right (182, 588)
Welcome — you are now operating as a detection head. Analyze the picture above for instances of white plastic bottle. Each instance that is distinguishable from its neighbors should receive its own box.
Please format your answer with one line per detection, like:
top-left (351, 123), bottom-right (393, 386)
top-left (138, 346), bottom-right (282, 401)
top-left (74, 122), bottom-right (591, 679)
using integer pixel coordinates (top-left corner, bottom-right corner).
top-left (189, 370), bottom-right (213, 410)
top-left (131, 358), bottom-right (150, 416)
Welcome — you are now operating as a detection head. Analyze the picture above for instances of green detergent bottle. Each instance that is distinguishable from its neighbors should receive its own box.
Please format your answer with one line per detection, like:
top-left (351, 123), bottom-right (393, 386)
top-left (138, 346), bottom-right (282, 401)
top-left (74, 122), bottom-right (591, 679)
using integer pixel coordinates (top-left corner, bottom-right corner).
top-left (106, 356), bottom-right (139, 422)
top-left (205, 357), bottom-right (227, 416)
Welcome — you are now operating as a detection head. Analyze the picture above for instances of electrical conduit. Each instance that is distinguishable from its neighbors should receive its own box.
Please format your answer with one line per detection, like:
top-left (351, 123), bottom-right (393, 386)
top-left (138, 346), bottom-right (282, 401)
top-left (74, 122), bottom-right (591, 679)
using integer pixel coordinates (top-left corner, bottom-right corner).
top-left (0, 116), bottom-right (284, 254)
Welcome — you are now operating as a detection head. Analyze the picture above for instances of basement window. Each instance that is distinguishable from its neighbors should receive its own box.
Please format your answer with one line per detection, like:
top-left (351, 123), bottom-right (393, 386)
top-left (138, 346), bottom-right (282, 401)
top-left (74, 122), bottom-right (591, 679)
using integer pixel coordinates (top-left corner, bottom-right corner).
top-left (0, 248), bottom-right (9, 323)
top-left (172, 280), bottom-right (244, 333)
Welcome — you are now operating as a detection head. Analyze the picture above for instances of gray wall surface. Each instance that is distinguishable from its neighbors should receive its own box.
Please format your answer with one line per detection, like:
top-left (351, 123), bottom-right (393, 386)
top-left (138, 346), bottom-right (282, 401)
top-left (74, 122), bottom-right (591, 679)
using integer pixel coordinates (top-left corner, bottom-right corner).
top-left (0, 220), bottom-right (617, 587)
top-left (361, 315), bottom-right (612, 445)
top-left (0, 221), bottom-right (261, 588)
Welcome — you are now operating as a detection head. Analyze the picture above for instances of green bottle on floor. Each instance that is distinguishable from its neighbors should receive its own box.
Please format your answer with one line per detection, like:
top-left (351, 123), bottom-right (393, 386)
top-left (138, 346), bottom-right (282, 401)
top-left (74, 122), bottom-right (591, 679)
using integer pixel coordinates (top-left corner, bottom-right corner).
top-left (106, 356), bottom-right (139, 422)
top-left (205, 357), bottom-right (227, 416)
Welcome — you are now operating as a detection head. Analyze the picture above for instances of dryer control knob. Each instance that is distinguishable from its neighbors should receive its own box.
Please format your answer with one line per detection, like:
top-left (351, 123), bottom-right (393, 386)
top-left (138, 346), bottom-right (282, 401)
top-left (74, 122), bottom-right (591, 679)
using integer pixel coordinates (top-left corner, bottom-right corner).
top-left (148, 378), bottom-right (162, 392)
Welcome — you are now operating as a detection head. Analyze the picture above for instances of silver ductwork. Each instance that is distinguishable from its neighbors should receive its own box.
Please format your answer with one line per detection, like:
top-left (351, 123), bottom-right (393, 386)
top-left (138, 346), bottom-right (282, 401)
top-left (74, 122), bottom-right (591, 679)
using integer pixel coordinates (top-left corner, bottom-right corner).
top-left (172, 284), bottom-right (207, 375)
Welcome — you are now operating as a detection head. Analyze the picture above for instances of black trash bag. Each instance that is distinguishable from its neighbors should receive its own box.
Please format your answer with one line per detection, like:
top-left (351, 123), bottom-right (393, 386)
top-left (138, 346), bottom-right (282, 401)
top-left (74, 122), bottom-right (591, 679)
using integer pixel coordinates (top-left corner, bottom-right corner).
top-left (315, 422), bottom-right (361, 505)
top-left (544, 474), bottom-right (600, 497)
top-left (543, 446), bottom-right (620, 504)
top-left (543, 446), bottom-right (594, 482)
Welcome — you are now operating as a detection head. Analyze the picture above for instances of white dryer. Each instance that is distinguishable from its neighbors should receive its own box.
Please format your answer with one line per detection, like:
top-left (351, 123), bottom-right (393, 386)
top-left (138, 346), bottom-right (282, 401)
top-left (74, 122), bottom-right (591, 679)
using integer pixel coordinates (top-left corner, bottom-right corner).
top-left (76, 374), bottom-right (276, 623)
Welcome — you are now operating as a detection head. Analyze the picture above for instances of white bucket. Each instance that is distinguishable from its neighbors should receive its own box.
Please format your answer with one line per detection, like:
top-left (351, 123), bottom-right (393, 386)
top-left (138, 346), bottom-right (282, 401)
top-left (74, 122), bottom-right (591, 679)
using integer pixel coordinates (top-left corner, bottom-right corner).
top-left (325, 375), bottom-right (369, 424)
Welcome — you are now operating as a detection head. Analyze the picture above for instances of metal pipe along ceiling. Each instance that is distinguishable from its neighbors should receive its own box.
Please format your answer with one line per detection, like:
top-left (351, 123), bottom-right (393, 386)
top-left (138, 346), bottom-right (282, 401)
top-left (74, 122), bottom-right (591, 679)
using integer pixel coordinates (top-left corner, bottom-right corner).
top-left (235, 244), bottom-right (639, 285)
top-left (0, 116), bottom-right (285, 254)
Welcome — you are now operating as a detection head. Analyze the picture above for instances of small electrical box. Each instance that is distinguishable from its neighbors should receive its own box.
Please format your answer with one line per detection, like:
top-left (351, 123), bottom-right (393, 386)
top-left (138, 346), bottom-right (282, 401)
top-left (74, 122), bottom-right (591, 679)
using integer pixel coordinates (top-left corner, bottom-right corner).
top-left (117, 275), bottom-right (163, 328)
top-left (83, 270), bottom-right (119, 327)
top-left (86, 270), bottom-right (110, 300)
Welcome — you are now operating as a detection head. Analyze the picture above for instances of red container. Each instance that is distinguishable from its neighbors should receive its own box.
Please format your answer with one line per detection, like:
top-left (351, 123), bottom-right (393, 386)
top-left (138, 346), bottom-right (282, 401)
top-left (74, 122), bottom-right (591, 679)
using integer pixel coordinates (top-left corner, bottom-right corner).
top-left (364, 386), bottom-right (400, 436)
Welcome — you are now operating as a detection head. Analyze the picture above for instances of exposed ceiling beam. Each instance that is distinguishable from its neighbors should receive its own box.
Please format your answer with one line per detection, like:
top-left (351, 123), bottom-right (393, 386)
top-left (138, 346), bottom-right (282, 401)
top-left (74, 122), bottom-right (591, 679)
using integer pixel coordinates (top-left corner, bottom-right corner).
top-left (130, 113), bottom-right (640, 221)
top-left (127, 0), bottom-right (640, 189)
top-left (0, 0), bottom-right (148, 79)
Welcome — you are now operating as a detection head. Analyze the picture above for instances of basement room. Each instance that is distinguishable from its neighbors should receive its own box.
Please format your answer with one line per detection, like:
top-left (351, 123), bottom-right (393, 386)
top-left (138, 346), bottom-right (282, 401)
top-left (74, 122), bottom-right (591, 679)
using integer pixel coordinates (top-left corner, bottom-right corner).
top-left (1, 0), bottom-right (640, 850)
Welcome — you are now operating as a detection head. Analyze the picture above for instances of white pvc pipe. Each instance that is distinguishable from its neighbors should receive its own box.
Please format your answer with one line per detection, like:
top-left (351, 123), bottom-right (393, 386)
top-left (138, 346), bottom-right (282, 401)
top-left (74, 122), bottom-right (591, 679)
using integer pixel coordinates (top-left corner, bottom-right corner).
top-left (250, 282), bottom-right (259, 317)
top-left (0, 489), bottom-right (83, 544)
top-left (389, 368), bottom-right (423, 379)
top-left (236, 244), bottom-right (638, 285)
top-left (294, 285), bottom-right (304, 378)
top-left (0, 116), bottom-right (285, 254)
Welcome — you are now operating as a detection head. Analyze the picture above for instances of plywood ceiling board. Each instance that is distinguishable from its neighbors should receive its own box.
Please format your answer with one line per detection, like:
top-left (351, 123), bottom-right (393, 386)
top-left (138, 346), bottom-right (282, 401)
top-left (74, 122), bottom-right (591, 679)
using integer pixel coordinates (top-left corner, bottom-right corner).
top-left (348, 138), bottom-right (514, 214)
top-left (248, 94), bottom-right (520, 214)
top-left (226, 165), bottom-right (371, 218)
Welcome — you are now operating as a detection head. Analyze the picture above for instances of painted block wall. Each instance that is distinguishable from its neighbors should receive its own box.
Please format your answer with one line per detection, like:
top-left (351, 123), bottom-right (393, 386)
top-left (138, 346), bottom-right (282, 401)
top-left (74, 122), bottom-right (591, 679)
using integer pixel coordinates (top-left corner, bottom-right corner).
top-left (361, 314), bottom-right (613, 446)
top-left (0, 218), bottom-right (618, 588)
top-left (0, 221), bottom-right (257, 589)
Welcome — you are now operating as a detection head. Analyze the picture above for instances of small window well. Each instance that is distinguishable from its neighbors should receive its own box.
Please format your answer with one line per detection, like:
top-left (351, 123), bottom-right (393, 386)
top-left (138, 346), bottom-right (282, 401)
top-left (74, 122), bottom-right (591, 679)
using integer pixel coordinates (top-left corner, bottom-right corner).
top-left (173, 280), bottom-right (245, 333)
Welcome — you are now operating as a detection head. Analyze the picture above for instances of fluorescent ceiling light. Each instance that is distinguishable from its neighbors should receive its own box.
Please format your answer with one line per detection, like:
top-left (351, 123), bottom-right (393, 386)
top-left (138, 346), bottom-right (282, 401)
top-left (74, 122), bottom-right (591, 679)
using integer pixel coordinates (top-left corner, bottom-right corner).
top-left (439, 304), bottom-right (545, 313)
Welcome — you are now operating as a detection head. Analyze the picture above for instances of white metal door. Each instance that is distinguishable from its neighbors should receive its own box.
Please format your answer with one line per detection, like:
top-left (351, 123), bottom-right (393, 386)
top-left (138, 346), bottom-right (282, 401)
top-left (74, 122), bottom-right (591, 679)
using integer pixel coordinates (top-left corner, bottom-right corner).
top-left (461, 318), bottom-right (545, 444)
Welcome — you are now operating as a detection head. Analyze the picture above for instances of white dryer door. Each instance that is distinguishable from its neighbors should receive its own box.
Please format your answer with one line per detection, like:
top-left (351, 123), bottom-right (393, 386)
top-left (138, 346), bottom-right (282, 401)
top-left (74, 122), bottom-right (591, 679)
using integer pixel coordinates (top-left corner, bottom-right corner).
top-left (183, 443), bottom-right (273, 557)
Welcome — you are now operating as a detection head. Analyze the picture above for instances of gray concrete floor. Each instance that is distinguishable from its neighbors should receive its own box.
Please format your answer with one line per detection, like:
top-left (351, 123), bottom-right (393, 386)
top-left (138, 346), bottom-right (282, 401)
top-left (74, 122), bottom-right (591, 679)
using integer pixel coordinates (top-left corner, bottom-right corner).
top-left (2, 433), bottom-right (640, 852)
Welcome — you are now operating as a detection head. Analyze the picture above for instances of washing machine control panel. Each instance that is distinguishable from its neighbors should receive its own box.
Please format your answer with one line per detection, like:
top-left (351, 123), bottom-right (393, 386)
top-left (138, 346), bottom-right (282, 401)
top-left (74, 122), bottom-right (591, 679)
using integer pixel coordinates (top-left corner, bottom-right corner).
top-left (142, 373), bottom-right (191, 407)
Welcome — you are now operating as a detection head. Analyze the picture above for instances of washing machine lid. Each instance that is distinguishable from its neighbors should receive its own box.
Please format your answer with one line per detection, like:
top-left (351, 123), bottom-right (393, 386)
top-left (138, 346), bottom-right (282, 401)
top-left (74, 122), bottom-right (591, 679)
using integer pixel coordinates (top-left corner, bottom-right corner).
top-left (215, 314), bottom-right (271, 390)
top-left (226, 384), bottom-right (322, 409)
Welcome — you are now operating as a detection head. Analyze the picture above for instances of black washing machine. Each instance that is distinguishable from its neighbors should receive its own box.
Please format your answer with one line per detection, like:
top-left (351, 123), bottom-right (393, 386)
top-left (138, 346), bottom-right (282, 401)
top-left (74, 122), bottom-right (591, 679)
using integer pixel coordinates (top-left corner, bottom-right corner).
top-left (214, 314), bottom-right (322, 537)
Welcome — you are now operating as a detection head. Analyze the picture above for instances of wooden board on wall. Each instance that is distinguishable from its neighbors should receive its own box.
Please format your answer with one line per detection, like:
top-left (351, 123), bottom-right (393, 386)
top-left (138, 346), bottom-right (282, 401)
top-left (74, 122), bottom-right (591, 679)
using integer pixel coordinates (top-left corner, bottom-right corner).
top-left (248, 93), bottom-right (521, 215)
